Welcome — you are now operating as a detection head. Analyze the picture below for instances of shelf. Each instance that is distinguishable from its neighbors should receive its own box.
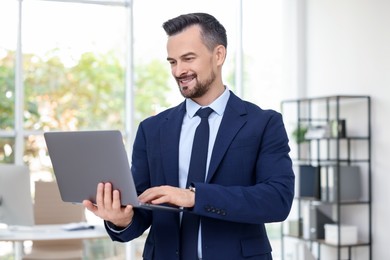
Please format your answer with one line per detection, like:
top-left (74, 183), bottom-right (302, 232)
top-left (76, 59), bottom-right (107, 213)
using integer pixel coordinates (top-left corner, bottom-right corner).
top-left (294, 197), bottom-right (370, 205)
top-left (292, 159), bottom-right (370, 164)
top-left (280, 95), bottom-right (371, 260)
top-left (303, 136), bottom-right (370, 141)
top-left (282, 95), bottom-right (371, 103)
top-left (283, 235), bottom-right (371, 248)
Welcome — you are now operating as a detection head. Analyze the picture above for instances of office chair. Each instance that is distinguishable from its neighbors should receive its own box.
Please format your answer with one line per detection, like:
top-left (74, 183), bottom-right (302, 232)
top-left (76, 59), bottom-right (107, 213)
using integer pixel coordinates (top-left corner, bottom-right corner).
top-left (22, 181), bottom-right (85, 260)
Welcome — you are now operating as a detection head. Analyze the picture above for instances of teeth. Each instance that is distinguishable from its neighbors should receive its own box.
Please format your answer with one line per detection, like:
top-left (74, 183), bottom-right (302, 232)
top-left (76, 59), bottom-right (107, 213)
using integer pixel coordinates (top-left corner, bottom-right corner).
top-left (181, 78), bottom-right (192, 83)
top-left (180, 75), bottom-right (193, 79)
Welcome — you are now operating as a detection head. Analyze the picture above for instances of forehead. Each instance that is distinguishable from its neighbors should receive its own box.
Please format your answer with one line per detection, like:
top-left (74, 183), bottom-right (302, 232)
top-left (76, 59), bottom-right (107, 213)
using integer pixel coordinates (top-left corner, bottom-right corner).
top-left (166, 25), bottom-right (209, 58)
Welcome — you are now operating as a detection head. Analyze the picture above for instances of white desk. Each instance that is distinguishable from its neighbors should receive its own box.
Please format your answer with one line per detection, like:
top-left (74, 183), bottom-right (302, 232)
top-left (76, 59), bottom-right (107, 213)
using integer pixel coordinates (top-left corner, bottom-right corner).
top-left (0, 224), bottom-right (109, 260)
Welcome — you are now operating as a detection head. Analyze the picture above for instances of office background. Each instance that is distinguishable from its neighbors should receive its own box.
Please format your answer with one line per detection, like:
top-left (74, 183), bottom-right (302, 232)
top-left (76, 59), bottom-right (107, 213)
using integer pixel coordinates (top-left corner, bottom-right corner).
top-left (1, 0), bottom-right (389, 259)
top-left (293, 1), bottom-right (389, 260)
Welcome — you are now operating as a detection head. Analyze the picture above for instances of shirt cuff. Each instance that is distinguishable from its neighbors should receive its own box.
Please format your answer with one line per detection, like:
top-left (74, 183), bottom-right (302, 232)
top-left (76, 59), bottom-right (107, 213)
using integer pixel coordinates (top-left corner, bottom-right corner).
top-left (105, 220), bottom-right (132, 234)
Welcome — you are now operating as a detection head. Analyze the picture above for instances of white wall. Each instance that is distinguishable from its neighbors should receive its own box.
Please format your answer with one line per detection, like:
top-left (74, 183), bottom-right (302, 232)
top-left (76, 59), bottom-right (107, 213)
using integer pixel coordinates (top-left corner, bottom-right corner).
top-left (303, 0), bottom-right (390, 259)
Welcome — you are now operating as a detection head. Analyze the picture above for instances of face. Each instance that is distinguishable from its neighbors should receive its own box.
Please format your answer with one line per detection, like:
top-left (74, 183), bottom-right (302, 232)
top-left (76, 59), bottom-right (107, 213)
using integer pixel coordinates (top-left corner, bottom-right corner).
top-left (166, 25), bottom-right (218, 99)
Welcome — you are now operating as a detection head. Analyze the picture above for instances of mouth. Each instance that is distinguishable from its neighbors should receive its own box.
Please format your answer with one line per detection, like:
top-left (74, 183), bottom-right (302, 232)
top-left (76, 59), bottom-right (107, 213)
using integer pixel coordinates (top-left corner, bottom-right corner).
top-left (177, 74), bottom-right (196, 87)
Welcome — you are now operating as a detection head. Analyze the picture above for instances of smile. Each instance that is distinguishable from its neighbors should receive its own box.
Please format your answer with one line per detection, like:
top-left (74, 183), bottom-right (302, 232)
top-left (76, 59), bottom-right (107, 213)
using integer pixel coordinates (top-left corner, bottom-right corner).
top-left (177, 75), bottom-right (196, 85)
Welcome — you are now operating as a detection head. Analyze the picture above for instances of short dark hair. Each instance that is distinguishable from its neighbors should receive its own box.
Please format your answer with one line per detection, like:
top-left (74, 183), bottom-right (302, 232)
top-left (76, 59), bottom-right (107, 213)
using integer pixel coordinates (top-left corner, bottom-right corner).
top-left (162, 12), bottom-right (227, 51)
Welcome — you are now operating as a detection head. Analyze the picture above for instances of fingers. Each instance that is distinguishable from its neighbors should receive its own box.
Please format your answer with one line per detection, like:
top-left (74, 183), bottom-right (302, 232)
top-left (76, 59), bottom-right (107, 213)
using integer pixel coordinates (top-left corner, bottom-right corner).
top-left (86, 182), bottom-right (134, 227)
top-left (91, 183), bottom-right (118, 214)
top-left (103, 182), bottom-right (114, 209)
top-left (96, 182), bottom-right (119, 209)
top-left (139, 186), bottom-right (194, 207)
top-left (82, 199), bottom-right (96, 213)
top-left (138, 186), bottom-right (163, 203)
top-left (95, 182), bottom-right (105, 209)
top-left (112, 189), bottom-right (122, 209)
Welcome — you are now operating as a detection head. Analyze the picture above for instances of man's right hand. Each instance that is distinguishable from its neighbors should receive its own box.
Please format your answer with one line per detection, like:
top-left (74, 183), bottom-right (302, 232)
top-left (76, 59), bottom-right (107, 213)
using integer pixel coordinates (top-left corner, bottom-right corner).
top-left (83, 182), bottom-right (134, 228)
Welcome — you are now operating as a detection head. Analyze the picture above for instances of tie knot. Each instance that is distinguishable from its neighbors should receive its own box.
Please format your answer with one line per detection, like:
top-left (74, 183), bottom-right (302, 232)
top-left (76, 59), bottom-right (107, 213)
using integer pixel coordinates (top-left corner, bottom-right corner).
top-left (196, 107), bottom-right (213, 119)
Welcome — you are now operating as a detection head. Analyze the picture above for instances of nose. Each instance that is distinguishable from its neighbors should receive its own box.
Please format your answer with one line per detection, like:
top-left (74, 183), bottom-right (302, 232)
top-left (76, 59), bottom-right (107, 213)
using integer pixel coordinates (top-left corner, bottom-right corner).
top-left (172, 61), bottom-right (187, 78)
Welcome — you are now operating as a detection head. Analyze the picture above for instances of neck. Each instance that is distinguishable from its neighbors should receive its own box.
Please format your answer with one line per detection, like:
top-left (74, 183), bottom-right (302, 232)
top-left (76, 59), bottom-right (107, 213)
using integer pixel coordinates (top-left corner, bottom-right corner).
top-left (193, 84), bottom-right (225, 106)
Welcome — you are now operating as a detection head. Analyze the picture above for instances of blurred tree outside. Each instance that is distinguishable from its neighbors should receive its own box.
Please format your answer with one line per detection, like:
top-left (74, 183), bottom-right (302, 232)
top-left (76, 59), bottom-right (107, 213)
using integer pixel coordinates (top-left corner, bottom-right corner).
top-left (134, 60), bottom-right (171, 125)
top-left (0, 49), bottom-right (171, 165)
top-left (0, 51), bottom-right (18, 164)
top-left (0, 51), bottom-right (16, 131)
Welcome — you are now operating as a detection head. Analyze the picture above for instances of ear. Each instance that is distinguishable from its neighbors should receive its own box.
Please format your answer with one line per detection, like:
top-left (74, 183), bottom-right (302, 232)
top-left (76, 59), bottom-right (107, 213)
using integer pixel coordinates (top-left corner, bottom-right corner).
top-left (214, 45), bottom-right (226, 66)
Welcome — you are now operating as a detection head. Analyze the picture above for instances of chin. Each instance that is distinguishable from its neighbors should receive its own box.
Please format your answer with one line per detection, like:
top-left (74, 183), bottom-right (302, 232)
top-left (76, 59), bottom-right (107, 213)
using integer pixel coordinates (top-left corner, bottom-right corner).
top-left (180, 86), bottom-right (191, 96)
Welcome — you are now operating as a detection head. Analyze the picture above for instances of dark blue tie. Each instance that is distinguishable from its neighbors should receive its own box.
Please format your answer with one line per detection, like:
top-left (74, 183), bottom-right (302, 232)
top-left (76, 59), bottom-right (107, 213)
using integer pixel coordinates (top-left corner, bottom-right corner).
top-left (180, 107), bottom-right (213, 260)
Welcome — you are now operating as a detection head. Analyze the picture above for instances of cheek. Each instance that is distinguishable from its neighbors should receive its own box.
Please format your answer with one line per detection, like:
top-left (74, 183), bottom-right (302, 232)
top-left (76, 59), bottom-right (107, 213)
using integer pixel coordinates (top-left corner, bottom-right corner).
top-left (196, 63), bottom-right (213, 79)
top-left (170, 66), bottom-right (180, 77)
top-left (192, 61), bottom-right (208, 75)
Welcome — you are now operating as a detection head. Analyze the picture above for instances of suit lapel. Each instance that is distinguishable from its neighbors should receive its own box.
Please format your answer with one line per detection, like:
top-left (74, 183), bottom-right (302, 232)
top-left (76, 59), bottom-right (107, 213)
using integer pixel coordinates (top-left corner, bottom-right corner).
top-left (160, 102), bottom-right (186, 186)
top-left (206, 93), bottom-right (247, 182)
top-left (159, 94), bottom-right (247, 185)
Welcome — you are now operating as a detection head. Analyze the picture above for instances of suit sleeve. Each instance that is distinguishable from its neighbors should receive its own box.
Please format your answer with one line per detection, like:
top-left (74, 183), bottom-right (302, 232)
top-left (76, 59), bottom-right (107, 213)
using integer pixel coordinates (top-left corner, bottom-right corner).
top-left (192, 112), bottom-right (295, 224)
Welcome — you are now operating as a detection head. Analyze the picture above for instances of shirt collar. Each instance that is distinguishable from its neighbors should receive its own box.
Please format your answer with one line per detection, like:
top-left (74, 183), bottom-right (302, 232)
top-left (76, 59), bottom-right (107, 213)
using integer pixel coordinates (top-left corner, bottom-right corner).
top-left (186, 86), bottom-right (230, 118)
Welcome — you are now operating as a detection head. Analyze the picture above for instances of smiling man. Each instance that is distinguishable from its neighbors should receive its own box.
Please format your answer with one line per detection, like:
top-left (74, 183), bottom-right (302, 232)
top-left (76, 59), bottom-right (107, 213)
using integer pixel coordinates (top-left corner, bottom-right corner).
top-left (84, 12), bottom-right (294, 260)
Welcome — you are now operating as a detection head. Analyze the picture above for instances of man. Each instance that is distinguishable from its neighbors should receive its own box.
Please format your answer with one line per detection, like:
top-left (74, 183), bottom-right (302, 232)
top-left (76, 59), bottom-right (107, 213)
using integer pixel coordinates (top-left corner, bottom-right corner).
top-left (84, 12), bottom-right (294, 260)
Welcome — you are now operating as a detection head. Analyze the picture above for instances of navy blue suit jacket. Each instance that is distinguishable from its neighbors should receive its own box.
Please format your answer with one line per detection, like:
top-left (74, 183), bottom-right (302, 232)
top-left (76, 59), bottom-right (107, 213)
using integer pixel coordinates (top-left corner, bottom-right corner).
top-left (106, 91), bottom-right (295, 260)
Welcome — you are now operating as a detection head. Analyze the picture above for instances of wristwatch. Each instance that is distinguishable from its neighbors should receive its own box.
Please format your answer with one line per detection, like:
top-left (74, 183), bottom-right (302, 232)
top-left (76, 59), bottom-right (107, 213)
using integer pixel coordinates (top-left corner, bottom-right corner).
top-left (189, 184), bottom-right (196, 193)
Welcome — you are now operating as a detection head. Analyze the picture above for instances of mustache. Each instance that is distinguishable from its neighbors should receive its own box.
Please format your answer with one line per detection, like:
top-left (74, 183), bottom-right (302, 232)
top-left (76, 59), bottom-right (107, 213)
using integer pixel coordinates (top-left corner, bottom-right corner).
top-left (175, 73), bottom-right (197, 81)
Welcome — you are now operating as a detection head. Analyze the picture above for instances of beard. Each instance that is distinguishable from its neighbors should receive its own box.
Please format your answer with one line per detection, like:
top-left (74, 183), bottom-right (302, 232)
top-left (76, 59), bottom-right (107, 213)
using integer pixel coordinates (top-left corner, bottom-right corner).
top-left (177, 70), bottom-right (216, 99)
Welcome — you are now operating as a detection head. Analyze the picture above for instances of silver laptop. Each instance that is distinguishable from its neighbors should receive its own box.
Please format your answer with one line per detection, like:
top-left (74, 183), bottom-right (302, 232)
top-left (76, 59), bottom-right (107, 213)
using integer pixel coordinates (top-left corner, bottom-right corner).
top-left (44, 130), bottom-right (182, 212)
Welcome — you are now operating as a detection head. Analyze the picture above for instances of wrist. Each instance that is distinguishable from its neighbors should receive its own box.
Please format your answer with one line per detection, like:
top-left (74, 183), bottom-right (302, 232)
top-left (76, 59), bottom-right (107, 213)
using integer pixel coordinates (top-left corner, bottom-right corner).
top-left (189, 185), bottom-right (196, 193)
top-left (187, 184), bottom-right (196, 208)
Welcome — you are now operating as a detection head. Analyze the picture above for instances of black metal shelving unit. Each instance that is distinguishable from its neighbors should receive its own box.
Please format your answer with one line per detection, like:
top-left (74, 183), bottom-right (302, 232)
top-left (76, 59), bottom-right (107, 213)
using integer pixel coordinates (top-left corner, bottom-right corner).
top-left (280, 95), bottom-right (371, 260)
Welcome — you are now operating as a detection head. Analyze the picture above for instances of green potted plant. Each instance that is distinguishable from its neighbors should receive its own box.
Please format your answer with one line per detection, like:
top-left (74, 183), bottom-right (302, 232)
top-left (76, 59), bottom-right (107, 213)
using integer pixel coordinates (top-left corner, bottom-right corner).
top-left (292, 125), bottom-right (308, 144)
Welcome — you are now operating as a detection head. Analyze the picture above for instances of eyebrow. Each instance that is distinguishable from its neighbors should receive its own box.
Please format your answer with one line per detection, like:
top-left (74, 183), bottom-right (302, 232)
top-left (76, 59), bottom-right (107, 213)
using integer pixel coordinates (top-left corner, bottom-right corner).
top-left (167, 52), bottom-right (197, 62)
